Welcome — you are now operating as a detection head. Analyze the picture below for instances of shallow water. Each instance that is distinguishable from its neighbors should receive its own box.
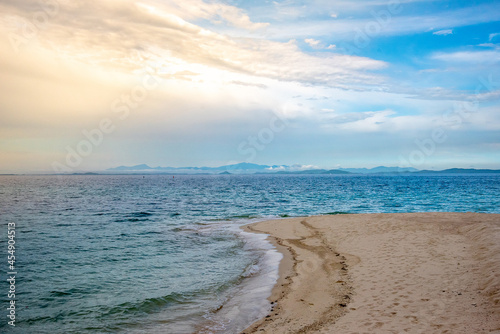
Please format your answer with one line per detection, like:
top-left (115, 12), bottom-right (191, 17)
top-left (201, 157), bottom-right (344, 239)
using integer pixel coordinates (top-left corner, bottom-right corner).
top-left (0, 174), bottom-right (499, 333)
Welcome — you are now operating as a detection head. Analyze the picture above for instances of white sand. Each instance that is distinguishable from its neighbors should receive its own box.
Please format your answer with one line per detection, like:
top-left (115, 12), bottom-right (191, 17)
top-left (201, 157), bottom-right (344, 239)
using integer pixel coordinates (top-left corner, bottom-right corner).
top-left (242, 213), bottom-right (500, 333)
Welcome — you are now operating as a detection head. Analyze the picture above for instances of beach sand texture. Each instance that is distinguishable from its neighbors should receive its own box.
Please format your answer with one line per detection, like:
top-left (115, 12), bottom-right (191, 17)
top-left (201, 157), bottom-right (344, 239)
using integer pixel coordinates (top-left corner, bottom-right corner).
top-left (242, 213), bottom-right (500, 333)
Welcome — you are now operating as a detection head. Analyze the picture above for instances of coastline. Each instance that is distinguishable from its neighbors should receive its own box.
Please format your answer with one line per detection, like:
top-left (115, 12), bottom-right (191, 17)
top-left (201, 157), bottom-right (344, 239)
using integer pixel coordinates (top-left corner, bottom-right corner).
top-left (241, 213), bottom-right (500, 333)
top-left (194, 223), bottom-right (284, 334)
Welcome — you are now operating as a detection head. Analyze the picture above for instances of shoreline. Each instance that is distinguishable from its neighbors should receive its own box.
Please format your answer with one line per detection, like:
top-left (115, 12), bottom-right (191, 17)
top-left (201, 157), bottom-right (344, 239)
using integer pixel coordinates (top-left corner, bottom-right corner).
top-left (241, 223), bottom-right (296, 327)
top-left (241, 213), bottom-right (500, 333)
top-left (241, 219), bottom-right (353, 333)
top-left (194, 223), bottom-right (284, 334)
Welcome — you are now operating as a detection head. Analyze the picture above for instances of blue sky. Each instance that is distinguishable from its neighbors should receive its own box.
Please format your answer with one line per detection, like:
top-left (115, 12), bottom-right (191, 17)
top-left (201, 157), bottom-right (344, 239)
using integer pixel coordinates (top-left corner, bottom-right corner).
top-left (0, 0), bottom-right (499, 172)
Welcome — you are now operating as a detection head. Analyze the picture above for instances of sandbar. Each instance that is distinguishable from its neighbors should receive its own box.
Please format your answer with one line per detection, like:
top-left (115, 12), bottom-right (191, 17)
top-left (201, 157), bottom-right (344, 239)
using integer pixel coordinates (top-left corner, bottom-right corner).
top-left (242, 212), bottom-right (500, 333)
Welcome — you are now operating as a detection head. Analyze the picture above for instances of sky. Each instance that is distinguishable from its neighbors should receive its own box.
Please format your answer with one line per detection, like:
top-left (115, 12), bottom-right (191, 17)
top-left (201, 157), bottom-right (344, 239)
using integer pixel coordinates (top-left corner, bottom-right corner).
top-left (0, 0), bottom-right (499, 173)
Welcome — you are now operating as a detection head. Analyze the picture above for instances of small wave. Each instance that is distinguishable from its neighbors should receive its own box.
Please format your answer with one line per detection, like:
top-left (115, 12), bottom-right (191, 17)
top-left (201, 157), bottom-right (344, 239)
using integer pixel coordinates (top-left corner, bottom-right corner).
top-left (241, 263), bottom-right (260, 278)
top-left (171, 227), bottom-right (198, 233)
top-left (23, 315), bottom-right (60, 324)
top-left (48, 287), bottom-right (92, 297)
top-left (324, 211), bottom-right (350, 215)
top-left (229, 214), bottom-right (259, 219)
top-left (130, 211), bottom-right (153, 217)
top-left (22, 292), bottom-right (196, 326)
top-left (49, 290), bottom-right (71, 297)
top-left (115, 212), bottom-right (154, 222)
top-left (115, 218), bottom-right (142, 223)
top-left (137, 230), bottom-right (163, 235)
top-left (97, 292), bottom-right (198, 318)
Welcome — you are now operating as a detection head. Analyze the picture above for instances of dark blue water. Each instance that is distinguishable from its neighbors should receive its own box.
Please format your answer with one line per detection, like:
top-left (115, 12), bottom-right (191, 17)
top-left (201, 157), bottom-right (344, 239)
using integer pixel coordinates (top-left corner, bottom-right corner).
top-left (1, 174), bottom-right (499, 333)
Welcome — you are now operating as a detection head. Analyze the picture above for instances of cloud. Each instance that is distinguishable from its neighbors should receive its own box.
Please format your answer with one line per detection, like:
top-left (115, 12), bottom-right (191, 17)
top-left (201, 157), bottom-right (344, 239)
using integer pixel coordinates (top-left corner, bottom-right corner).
top-left (478, 43), bottom-right (497, 48)
top-left (319, 110), bottom-right (397, 132)
top-left (0, 0), bottom-right (387, 89)
top-left (433, 29), bottom-right (452, 36)
top-left (282, 0), bottom-right (447, 17)
top-left (266, 164), bottom-right (320, 171)
top-left (304, 38), bottom-right (336, 51)
top-left (432, 50), bottom-right (500, 64)
top-left (304, 38), bottom-right (337, 50)
top-left (489, 32), bottom-right (500, 42)
top-left (171, 0), bottom-right (270, 30)
top-left (305, 38), bottom-right (321, 48)
top-left (263, 3), bottom-right (500, 40)
top-left (318, 103), bottom-right (500, 134)
top-left (329, 111), bottom-right (375, 124)
top-left (230, 80), bottom-right (268, 89)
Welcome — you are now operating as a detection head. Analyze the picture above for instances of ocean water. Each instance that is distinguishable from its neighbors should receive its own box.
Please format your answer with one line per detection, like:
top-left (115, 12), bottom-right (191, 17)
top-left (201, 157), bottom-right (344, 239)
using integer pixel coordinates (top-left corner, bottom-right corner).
top-left (1, 174), bottom-right (499, 333)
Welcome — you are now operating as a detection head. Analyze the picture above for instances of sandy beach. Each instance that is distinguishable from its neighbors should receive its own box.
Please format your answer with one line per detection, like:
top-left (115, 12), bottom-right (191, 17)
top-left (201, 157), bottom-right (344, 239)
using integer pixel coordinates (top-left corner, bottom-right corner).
top-left (242, 213), bottom-right (500, 333)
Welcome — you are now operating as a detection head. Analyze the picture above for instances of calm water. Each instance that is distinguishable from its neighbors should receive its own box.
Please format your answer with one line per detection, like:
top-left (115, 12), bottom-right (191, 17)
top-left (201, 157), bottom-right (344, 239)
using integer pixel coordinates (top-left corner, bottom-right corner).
top-left (1, 174), bottom-right (499, 333)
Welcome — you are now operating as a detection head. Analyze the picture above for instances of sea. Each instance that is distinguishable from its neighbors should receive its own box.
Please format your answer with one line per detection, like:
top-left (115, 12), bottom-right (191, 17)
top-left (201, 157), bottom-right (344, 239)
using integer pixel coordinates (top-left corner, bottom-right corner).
top-left (1, 174), bottom-right (499, 333)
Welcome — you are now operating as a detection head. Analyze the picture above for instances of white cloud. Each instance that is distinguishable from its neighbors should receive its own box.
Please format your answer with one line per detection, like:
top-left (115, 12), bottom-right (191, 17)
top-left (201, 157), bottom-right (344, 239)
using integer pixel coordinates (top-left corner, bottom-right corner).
top-left (266, 164), bottom-right (320, 171)
top-left (320, 110), bottom-right (397, 132)
top-left (305, 39), bottom-right (336, 51)
top-left (0, 0), bottom-right (387, 89)
top-left (143, 0), bottom-right (269, 31)
top-left (263, 3), bottom-right (500, 40)
top-left (474, 89), bottom-right (500, 102)
top-left (304, 38), bottom-right (321, 46)
top-left (433, 29), bottom-right (453, 36)
top-left (432, 50), bottom-right (500, 63)
top-left (305, 38), bottom-right (321, 47)
top-left (489, 32), bottom-right (500, 41)
top-left (478, 43), bottom-right (497, 48)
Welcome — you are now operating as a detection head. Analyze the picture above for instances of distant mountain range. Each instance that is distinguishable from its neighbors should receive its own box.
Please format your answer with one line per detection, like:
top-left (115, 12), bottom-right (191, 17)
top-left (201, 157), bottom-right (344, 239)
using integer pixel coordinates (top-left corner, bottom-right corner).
top-left (105, 163), bottom-right (500, 175)
top-left (339, 167), bottom-right (418, 174)
top-left (107, 162), bottom-right (283, 172)
top-left (416, 168), bottom-right (500, 174)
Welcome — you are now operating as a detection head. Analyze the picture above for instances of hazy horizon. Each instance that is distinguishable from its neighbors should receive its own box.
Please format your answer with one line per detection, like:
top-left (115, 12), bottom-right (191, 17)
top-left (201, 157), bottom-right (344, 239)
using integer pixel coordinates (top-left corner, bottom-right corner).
top-left (3, 162), bottom-right (500, 175)
top-left (1, 0), bottom-right (499, 173)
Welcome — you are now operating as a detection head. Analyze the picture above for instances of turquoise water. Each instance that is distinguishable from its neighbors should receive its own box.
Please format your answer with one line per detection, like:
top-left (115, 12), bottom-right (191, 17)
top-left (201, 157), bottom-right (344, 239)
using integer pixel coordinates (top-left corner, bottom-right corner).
top-left (1, 174), bottom-right (499, 333)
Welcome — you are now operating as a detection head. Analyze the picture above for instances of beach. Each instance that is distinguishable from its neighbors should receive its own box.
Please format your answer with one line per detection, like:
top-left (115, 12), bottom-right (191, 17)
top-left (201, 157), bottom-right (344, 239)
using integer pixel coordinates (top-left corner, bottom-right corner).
top-left (242, 212), bottom-right (500, 333)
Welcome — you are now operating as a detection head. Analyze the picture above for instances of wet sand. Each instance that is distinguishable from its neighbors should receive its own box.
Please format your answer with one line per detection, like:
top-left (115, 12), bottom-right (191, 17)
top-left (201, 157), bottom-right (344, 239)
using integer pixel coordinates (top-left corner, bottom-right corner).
top-left (242, 213), bottom-right (500, 333)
